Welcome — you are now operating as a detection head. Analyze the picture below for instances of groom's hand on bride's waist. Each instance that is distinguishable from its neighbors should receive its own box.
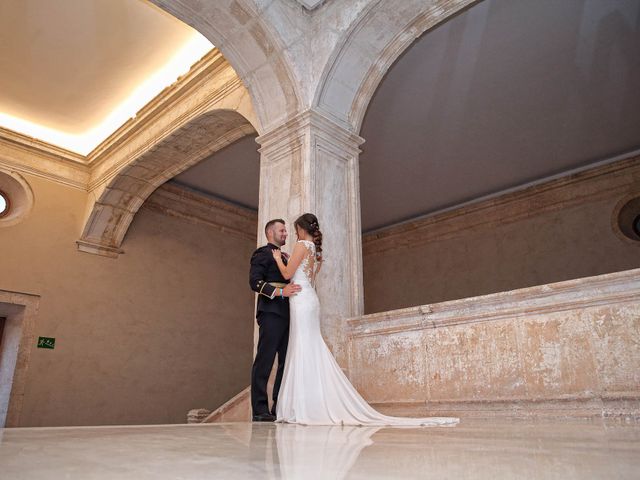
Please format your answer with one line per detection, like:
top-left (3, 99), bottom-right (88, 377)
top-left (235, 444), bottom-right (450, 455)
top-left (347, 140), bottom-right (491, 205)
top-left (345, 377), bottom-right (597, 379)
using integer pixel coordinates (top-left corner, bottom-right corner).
top-left (283, 283), bottom-right (301, 297)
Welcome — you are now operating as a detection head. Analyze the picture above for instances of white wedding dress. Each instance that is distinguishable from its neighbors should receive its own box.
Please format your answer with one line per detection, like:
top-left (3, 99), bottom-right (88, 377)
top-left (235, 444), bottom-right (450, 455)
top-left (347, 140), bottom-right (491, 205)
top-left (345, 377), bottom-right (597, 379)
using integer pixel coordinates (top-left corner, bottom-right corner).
top-left (276, 240), bottom-right (459, 426)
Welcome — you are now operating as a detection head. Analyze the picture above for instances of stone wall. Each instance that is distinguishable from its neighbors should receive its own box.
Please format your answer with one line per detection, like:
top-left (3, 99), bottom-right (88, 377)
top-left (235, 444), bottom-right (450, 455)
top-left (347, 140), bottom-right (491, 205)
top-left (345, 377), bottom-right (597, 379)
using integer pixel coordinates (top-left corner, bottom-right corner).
top-left (363, 157), bottom-right (640, 314)
top-left (0, 175), bottom-right (256, 426)
top-left (348, 268), bottom-right (640, 417)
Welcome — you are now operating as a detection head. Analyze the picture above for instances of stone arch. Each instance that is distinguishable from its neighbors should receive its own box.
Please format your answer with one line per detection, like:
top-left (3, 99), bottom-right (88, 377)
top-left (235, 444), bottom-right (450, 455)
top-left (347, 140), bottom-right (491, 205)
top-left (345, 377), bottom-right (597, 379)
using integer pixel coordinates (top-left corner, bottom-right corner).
top-left (315, 0), bottom-right (477, 133)
top-left (77, 109), bottom-right (256, 257)
top-left (149, 0), bottom-right (301, 133)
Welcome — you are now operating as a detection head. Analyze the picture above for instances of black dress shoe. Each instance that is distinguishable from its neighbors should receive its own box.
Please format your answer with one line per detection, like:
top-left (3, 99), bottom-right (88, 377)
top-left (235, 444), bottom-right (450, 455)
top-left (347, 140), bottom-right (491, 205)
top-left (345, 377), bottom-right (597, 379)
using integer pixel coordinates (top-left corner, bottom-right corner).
top-left (252, 413), bottom-right (276, 422)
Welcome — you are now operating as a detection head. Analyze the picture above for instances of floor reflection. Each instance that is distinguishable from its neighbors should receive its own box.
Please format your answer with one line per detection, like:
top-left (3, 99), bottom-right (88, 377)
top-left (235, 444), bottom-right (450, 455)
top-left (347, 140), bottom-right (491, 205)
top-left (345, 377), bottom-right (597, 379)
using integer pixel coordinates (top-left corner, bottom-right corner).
top-left (0, 419), bottom-right (639, 479)
top-left (270, 424), bottom-right (381, 479)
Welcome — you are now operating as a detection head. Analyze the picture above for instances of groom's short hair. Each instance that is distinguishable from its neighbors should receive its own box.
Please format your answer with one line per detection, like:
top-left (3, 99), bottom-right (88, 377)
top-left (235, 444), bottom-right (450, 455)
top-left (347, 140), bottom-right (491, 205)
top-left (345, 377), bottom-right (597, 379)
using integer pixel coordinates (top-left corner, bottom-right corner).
top-left (265, 218), bottom-right (285, 236)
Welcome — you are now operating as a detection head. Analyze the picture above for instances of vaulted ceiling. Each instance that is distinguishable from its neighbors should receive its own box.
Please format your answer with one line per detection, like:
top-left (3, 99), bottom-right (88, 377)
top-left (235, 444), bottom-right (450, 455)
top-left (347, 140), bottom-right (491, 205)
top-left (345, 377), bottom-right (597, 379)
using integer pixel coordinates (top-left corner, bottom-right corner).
top-left (177, 0), bottom-right (640, 232)
top-left (2, 0), bottom-right (639, 232)
top-left (358, 0), bottom-right (640, 231)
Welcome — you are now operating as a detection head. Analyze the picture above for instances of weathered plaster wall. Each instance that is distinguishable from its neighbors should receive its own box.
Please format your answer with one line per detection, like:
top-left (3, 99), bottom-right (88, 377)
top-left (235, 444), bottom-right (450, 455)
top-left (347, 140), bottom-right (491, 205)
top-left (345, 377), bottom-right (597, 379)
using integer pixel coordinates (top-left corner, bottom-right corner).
top-left (363, 158), bottom-right (640, 314)
top-left (0, 174), bottom-right (256, 427)
top-left (348, 269), bottom-right (640, 417)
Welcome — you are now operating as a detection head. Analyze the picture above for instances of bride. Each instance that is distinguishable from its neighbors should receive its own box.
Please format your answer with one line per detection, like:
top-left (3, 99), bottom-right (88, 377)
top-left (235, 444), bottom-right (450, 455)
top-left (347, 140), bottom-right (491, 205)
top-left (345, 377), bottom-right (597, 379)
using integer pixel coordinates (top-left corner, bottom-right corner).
top-left (272, 213), bottom-right (458, 426)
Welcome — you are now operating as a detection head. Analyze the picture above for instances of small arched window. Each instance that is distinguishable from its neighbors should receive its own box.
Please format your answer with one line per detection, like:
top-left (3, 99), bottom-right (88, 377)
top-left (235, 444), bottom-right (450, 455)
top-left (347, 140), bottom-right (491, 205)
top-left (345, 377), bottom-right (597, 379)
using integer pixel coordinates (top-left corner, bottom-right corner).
top-left (0, 190), bottom-right (9, 218)
top-left (614, 196), bottom-right (640, 242)
top-left (0, 170), bottom-right (33, 227)
top-left (633, 214), bottom-right (640, 238)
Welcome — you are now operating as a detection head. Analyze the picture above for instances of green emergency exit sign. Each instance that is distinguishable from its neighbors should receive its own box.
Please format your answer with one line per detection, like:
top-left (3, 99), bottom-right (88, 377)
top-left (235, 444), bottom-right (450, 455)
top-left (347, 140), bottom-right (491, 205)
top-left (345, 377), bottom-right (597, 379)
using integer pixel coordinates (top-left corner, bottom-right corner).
top-left (37, 337), bottom-right (55, 349)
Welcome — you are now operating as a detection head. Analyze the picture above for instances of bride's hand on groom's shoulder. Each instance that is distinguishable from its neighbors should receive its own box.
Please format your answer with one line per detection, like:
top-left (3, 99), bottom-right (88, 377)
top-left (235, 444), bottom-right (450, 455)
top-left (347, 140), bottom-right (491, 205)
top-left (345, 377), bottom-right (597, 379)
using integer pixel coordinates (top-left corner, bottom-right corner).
top-left (272, 249), bottom-right (282, 261)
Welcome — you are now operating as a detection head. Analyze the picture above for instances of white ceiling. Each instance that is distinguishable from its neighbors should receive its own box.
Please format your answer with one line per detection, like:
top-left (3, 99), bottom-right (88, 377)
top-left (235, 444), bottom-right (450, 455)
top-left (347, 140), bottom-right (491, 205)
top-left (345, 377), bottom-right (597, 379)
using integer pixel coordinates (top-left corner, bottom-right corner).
top-left (0, 0), bottom-right (211, 154)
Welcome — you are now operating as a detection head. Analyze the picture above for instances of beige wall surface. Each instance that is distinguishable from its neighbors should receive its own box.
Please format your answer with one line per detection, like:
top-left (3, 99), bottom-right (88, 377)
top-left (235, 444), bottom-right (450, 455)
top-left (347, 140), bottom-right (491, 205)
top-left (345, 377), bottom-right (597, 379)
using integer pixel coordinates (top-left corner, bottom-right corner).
top-left (363, 158), bottom-right (640, 314)
top-left (348, 268), bottom-right (640, 417)
top-left (0, 174), bottom-right (255, 427)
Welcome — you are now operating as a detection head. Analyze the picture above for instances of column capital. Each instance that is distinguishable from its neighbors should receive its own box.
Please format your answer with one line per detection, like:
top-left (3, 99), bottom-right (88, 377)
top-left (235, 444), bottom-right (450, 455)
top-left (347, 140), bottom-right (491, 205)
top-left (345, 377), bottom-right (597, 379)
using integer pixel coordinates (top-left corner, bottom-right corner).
top-left (256, 109), bottom-right (365, 154)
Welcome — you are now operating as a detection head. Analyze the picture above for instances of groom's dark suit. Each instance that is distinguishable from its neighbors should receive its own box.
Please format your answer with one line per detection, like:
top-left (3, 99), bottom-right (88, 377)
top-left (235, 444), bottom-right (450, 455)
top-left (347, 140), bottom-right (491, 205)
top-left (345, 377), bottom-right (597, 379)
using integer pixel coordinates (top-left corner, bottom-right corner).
top-left (249, 243), bottom-right (290, 417)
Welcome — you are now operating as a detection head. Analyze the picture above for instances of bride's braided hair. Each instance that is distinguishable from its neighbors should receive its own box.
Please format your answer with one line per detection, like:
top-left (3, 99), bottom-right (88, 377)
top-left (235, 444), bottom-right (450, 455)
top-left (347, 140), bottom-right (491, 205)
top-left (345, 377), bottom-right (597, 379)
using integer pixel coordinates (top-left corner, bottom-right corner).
top-left (294, 213), bottom-right (323, 261)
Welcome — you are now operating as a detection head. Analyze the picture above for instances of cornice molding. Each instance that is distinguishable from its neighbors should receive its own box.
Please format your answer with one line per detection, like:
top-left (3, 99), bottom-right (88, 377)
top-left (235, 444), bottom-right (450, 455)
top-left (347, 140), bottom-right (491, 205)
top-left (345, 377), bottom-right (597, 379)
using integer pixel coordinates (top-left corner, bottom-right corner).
top-left (0, 127), bottom-right (85, 164)
top-left (142, 182), bottom-right (257, 241)
top-left (76, 240), bottom-right (124, 258)
top-left (86, 49), bottom-right (230, 167)
top-left (0, 49), bottom-right (248, 193)
top-left (86, 72), bottom-right (248, 192)
top-left (0, 134), bottom-right (89, 190)
top-left (363, 153), bottom-right (640, 254)
top-left (256, 109), bottom-right (364, 155)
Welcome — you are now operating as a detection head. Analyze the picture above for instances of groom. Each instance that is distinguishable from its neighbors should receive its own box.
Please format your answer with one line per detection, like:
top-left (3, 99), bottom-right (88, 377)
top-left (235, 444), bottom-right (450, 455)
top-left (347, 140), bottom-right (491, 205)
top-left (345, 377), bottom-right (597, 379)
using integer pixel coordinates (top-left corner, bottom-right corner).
top-left (249, 218), bottom-right (301, 422)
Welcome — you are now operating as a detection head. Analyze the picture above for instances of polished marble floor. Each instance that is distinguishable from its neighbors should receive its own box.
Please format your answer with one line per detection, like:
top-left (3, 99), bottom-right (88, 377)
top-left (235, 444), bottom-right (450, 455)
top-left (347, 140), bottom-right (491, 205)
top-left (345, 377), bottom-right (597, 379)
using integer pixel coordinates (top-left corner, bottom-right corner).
top-left (1, 418), bottom-right (639, 479)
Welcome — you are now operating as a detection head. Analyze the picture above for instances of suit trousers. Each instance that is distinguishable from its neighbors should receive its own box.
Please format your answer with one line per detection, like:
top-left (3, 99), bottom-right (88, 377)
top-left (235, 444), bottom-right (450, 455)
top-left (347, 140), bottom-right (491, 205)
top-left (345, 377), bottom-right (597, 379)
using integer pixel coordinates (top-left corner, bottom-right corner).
top-left (251, 311), bottom-right (289, 416)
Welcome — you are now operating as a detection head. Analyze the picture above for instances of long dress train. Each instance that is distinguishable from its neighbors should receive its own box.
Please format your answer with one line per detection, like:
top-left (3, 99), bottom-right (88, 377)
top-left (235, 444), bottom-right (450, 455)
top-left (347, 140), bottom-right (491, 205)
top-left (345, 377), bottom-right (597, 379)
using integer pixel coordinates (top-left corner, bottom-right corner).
top-left (276, 240), bottom-right (458, 426)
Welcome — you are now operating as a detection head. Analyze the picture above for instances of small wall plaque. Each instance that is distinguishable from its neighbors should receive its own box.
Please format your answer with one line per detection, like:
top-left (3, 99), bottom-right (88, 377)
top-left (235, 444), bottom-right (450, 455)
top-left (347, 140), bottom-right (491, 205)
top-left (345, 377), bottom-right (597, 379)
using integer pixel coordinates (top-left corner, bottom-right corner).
top-left (37, 337), bottom-right (55, 349)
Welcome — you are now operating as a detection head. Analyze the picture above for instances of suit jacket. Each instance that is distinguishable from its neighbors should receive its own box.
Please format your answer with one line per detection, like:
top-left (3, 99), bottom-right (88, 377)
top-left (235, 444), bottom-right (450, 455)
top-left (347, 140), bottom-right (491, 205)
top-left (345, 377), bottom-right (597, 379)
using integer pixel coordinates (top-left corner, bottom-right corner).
top-left (249, 243), bottom-right (290, 319)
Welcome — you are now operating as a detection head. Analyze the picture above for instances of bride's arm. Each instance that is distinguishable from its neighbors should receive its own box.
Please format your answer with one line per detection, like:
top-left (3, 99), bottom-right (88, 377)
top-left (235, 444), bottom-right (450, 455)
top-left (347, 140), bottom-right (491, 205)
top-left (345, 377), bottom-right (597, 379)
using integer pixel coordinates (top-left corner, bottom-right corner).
top-left (273, 242), bottom-right (306, 280)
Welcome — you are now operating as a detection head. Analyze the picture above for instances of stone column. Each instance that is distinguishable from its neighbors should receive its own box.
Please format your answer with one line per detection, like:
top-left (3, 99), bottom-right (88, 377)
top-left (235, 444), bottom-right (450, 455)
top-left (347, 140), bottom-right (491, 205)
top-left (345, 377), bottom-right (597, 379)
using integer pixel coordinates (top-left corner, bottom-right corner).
top-left (256, 110), bottom-right (364, 366)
